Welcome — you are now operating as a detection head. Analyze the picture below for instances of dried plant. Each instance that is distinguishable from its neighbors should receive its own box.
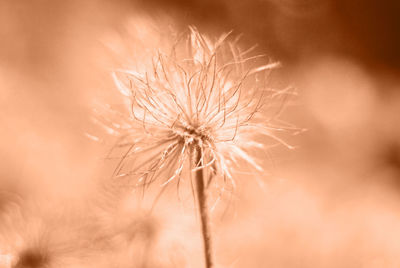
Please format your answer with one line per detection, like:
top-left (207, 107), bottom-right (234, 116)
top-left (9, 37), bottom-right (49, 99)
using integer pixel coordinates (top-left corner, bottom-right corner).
top-left (0, 202), bottom-right (87, 268)
top-left (101, 26), bottom-right (295, 267)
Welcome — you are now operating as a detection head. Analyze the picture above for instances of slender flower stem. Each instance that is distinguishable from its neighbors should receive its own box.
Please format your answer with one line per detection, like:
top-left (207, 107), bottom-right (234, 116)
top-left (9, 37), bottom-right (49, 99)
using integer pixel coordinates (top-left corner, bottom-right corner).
top-left (194, 145), bottom-right (214, 268)
top-left (107, 27), bottom-right (290, 268)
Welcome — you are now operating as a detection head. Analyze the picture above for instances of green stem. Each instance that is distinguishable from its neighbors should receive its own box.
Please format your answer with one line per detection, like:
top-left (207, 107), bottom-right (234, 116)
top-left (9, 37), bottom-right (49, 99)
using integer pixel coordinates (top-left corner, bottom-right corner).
top-left (194, 146), bottom-right (214, 268)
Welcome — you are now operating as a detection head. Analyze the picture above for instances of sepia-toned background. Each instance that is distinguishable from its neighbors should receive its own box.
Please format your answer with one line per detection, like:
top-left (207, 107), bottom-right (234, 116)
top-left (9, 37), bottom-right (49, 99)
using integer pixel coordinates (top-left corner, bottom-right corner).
top-left (1, 1), bottom-right (400, 267)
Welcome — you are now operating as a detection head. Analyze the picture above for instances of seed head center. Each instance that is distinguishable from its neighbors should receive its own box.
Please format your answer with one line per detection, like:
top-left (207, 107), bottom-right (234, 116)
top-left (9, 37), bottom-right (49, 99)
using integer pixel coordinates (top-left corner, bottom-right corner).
top-left (173, 122), bottom-right (213, 146)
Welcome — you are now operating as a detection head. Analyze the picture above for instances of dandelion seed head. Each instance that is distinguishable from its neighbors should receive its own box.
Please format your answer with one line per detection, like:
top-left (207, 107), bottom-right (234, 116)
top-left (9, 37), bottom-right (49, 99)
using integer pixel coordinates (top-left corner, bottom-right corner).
top-left (102, 26), bottom-right (296, 194)
top-left (0, 199), bottom-right (102, 268)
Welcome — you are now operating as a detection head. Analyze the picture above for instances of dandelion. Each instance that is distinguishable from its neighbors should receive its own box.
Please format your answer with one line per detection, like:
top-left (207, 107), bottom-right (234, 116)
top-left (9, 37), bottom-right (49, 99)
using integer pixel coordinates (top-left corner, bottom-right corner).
top-left (0, 214), bottom-right (60, 268)
top-left (0, 198), bottom-right (100, 268)
top-left (102, 26), bottom-right (295, 268)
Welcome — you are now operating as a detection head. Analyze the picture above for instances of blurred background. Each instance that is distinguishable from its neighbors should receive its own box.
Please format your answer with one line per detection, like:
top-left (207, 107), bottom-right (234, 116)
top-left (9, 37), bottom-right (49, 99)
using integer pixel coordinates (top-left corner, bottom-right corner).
top-left (1, 0), bottom-right (400, 267)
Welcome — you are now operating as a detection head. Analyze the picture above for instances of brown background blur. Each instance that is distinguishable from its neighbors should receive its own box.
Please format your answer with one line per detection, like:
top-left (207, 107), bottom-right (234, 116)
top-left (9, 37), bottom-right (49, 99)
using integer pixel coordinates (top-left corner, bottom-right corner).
top-left (1, 0), bottom-right (400, 267)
